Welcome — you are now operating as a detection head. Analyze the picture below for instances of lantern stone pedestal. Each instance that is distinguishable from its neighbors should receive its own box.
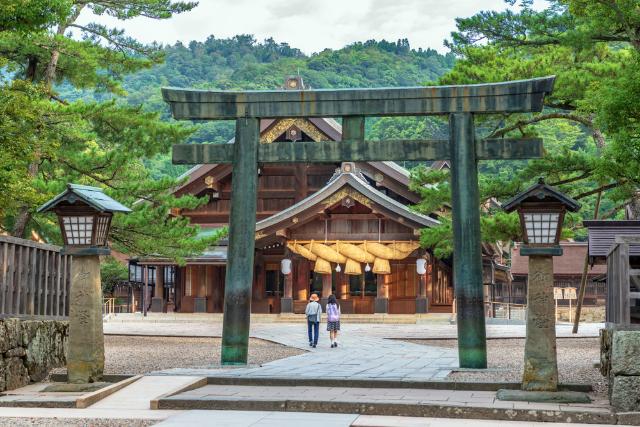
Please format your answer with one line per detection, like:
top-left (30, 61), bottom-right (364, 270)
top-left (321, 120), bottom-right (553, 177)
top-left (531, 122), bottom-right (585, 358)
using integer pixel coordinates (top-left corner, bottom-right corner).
top-left (522, 255), bottom-right (558, 391)
top-left (67, 256), bottom-right (105, 384)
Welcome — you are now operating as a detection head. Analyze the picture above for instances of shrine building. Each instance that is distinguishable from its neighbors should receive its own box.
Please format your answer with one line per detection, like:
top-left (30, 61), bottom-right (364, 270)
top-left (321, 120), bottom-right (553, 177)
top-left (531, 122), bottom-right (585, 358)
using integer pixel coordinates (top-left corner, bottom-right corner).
top-left (126, 77), bottom-right (509, 315)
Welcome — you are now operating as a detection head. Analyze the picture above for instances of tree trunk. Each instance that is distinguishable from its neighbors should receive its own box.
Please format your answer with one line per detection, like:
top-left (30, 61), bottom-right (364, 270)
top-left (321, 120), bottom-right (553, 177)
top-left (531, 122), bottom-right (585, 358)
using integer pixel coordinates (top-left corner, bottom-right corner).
top-left (11, 161), bottom-right (39, 238)
top-left (13, 6), bottom-right (84, 238)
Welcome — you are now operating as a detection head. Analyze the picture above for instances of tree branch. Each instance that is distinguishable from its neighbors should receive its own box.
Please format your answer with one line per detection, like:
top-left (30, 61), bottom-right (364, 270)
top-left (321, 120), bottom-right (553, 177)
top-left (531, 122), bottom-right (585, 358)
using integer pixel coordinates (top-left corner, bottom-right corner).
top-left (574, 182), bottom-right (621, 200)
top-left (488, 112), bottom-right (593, 138)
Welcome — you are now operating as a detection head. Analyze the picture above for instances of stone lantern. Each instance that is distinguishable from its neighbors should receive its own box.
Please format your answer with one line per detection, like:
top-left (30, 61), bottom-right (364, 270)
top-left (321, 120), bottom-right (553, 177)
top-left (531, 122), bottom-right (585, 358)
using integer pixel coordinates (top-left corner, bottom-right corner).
top-left (498, 178), bottom-right (589, 403)
top-left (38, 184), bottom-right (130, 384)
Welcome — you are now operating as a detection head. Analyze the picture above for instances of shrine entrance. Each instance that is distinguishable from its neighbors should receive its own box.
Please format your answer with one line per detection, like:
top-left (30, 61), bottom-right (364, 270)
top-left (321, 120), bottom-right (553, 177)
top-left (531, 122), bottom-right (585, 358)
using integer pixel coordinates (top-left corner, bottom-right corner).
top-left (162, 76), bottom-right (555, 368)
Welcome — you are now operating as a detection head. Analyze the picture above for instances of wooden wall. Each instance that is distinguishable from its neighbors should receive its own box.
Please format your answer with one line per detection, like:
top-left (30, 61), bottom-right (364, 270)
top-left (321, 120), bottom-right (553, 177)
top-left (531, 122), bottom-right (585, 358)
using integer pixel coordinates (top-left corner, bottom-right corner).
top-left (183, 164), bottom-right (337, 225)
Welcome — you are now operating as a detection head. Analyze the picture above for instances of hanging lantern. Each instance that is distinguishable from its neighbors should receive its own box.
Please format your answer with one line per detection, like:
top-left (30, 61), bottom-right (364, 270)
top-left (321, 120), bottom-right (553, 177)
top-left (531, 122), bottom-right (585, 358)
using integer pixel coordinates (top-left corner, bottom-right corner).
top-left (335, 264), bottom-right (342, 273)
top-left (364, 263), bottom-right (371, 272)
top-left (416, 258), bottom-right (427, 275)
top-left (280, 258), bottom-right (292, 275)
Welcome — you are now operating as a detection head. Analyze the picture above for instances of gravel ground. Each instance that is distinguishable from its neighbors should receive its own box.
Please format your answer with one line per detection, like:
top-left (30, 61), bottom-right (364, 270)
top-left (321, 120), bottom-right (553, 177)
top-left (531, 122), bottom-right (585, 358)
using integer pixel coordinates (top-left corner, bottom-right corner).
top-left (407, 337), bottom-right (607, 397)
top-left (53, 336), bottom-right (305, 376)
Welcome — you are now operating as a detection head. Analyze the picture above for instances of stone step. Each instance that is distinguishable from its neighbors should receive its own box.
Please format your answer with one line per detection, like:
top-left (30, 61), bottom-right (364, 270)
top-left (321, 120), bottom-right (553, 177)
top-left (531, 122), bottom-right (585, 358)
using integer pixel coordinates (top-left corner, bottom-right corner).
top-left (155, 384), bottom-right (615, 425)
top-left (90, 375), bottom-right (204, 410)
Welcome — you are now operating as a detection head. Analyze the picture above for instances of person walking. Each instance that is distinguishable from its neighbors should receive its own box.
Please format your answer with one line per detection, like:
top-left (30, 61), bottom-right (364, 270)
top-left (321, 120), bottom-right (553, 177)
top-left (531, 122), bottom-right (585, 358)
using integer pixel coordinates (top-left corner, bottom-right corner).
top-left (326, 294), bottom-right (341, 348)
top-left (305, 293), bottom-right (322, 348)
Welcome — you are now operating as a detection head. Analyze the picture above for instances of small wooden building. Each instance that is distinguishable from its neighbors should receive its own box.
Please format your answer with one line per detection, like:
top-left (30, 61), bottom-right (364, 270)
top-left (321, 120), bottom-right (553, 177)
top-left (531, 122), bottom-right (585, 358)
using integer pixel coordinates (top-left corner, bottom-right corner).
top-left (510, 242), bottom-right (607, 306)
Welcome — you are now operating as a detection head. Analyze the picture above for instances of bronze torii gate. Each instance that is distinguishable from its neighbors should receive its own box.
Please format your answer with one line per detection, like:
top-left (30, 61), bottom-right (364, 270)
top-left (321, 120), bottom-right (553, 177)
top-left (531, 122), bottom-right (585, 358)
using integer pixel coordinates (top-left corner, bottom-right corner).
top-left (162, 76), bottom-right (555, 369)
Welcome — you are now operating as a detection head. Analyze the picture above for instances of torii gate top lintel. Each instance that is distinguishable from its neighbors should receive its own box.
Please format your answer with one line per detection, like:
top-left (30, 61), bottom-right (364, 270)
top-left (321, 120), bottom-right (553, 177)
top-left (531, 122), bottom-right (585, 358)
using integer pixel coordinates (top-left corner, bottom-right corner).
top-left (161, 76), bottom-right (556, 120)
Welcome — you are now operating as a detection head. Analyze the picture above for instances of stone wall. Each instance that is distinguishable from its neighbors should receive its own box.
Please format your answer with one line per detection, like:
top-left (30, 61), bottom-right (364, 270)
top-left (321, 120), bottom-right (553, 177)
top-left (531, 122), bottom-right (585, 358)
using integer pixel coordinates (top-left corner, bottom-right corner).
top-left (600, 326), bottom-right (640, 411)
top-left (0, 318), bottom-right (68, 391)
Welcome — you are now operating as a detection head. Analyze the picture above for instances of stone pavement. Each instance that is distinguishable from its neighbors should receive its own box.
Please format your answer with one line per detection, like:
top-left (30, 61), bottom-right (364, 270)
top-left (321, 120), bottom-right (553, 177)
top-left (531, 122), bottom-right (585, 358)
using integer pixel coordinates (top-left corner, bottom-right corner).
top-left (103, 317), bottom-right (602, 381)
top-left (146, 322), bottom-right (459, 381)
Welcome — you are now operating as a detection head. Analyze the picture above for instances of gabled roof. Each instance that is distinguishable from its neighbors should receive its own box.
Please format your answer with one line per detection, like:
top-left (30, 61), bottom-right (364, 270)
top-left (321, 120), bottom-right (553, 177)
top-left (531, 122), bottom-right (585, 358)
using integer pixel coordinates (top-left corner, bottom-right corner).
top-left (502, 178), bottom-right (580, 213)
top-left (255, 164), bottom-right (439, 236)
top-left (38, 184), bottom-right (131, 214)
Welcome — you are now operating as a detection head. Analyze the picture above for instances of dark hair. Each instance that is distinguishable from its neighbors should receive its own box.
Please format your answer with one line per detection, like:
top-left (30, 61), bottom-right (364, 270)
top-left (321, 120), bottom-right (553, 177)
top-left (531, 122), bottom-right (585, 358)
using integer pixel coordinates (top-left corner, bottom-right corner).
top-left (328, 294), bottom-right (338, 306)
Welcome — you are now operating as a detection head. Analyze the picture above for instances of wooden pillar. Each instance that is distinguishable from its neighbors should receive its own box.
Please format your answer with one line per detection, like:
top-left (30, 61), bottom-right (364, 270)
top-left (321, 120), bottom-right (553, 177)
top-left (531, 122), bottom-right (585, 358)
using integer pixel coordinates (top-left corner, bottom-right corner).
top-left (416, 271), bottom-right (428, 313)
top-left (142, 266), bottom-right (148, 316)
top-left (281, 271), bottom-right (293, 313)
top-left (374, 273), bottom-right (388, 313)
top-left (338, 271), bottom-right (348, 300)
top-left (295, 260), bottom-right (309, 301)
top-left (221, 117), bottom-right (259, 365)
top-left (449, 112), bottom-right (487, 369)
top-left (151, 266), bottom-right (164, 312)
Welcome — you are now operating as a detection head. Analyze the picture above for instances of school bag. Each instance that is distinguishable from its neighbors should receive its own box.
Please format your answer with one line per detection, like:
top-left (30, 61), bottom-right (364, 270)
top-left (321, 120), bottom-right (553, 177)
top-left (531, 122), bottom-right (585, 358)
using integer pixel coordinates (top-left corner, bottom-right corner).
top-left (327, 304), bottom-right (340, 322)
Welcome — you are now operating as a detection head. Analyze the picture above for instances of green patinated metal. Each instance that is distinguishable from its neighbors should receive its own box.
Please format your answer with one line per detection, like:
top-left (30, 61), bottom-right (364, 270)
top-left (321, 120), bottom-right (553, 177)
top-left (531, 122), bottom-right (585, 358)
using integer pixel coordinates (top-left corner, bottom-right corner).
top-left (162, 77), bottom-right (556, 367)
top-left (450, 113), bottom-right (487, 369)
top-left (220, 118), bottom-right (259, 365)
top-left (172, 138), bottom-right (543, 164)
top-left (342, 116), bottom-right (365, 141)
top-left (162, 77), bottom-right (555, 119)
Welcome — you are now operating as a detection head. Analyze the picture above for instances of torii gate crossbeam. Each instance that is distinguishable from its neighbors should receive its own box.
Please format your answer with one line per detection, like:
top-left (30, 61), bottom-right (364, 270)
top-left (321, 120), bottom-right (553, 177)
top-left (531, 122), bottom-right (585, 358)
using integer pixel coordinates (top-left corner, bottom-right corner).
top-left (162, 76), bottom-right (556, 369)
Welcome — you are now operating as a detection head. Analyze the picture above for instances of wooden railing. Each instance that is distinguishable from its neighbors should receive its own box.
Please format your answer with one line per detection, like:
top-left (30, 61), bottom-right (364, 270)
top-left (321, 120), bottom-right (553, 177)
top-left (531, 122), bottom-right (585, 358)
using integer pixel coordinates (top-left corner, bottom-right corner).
top-left (102, 298), bottom-right (115, 317)
top-left (606, 236), bottom-right (640, 325)
top-left (0, 236), bottom-right (71, 318)
top-left (485, 301), bottom-right (527, 321)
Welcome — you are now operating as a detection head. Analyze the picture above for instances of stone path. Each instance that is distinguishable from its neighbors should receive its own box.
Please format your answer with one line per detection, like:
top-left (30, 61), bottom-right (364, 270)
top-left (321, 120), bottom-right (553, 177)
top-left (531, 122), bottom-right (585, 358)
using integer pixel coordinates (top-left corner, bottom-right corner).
top-left (147, 322), bottom-right (459, 381)
top-left (103, 318), bottom-right (602, 381)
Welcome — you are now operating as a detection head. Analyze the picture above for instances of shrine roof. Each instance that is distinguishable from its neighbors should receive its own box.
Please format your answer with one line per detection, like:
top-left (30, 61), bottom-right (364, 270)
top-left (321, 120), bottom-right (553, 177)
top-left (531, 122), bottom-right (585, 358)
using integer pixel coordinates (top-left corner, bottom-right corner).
top-left (255, 163), bottom-right (438, 237)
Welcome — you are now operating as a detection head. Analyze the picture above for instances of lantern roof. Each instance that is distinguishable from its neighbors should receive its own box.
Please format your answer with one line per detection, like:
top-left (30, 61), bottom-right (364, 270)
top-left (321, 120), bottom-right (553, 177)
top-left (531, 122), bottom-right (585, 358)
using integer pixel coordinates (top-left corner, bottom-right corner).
top-left (502, 178), bottom-right (581, 213)
top-left (37, 184), bottom-right (132, 214)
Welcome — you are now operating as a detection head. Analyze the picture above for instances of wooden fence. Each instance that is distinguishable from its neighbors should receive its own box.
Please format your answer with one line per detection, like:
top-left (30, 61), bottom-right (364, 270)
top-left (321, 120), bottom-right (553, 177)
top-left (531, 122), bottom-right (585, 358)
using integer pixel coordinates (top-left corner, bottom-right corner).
top-left (606, 235), bottom-right (640, 325)
top-left (0, 236), bottom-right (71, 318)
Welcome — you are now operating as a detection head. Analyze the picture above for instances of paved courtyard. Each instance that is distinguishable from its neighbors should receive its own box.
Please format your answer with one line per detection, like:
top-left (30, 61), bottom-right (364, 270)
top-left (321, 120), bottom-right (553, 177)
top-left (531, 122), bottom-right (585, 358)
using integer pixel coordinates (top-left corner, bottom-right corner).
top-left (104, 316), bottom-right (602, 382)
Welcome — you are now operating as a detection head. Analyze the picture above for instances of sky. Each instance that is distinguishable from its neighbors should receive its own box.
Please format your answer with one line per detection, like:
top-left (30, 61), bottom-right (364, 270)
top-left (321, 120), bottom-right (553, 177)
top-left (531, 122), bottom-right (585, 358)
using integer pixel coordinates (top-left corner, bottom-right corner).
top-left (76, 0), bottom-right (548, 54)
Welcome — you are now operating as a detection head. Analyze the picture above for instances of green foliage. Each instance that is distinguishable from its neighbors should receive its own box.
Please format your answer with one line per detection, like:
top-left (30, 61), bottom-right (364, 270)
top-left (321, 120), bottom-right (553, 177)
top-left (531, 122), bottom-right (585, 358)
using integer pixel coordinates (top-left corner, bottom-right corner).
top-left (412, 0), bottom-right (640, 258)
top-left (0, 0), bottom-right (232, 261)
top-left (100, 256), bottom-right (128, 295)
top-left (0, 0), bottom-right (72, 32)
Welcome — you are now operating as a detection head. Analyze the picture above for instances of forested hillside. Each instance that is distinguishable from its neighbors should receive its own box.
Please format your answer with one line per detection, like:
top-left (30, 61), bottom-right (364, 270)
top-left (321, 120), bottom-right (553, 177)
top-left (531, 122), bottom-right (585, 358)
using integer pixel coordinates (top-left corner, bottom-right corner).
top-left (62, 36), bottom-right (455, 178)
